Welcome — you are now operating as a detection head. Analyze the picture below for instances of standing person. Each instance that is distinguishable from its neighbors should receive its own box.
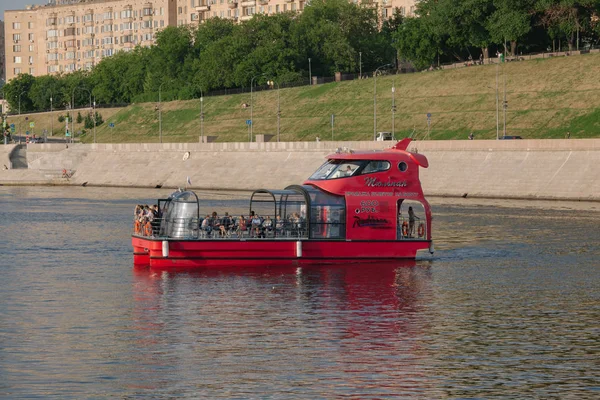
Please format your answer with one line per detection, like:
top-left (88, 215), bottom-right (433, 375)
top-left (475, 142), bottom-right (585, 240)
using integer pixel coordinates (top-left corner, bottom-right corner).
top-left (468, 132), bottom-right (474, 140)
top-left (566, 131), bottom-right (571, 139)
top-left (479, 53), bottom-right (484, 65)
top-left (408, 206), bottom-right (419, 237)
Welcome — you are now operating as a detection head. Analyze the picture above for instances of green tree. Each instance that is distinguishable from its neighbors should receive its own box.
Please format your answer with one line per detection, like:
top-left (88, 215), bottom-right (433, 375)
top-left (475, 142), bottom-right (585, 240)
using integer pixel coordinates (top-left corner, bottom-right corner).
top-left (487, 0), bottom-right (534, 55)
top-left (3, 74), bottom-right (35, 112)
top-left (393, 17), bottom-right (442, 70)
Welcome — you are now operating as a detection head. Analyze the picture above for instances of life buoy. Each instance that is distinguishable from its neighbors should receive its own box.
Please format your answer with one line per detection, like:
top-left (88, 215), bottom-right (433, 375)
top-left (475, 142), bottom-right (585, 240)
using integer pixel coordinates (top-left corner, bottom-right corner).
top-left (182, 151), bottom-right (190, 161)
top-left (418, 223), bottom-right (425, 238)
top-left (402, 221), bottom-right (408, 236)
top-left (134, 220), bottom-right (141, 234)
top-left (144, 222), bottom-right (152, 236)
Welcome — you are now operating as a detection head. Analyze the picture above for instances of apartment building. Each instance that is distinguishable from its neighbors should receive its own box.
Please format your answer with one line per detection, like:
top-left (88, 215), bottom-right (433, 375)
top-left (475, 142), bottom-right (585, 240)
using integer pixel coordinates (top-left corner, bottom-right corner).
top-left (4, 0), bottom-right (417, 81)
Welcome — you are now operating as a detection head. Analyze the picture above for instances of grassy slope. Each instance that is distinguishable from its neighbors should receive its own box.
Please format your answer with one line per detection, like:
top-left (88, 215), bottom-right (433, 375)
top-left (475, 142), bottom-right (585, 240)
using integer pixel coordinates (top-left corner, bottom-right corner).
top-left (11, 53), bottom-right (600, 142)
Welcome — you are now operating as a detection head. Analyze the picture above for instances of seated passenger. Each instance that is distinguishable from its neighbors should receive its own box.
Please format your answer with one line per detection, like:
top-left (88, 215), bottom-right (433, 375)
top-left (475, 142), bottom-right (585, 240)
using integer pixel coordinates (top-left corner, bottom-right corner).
top-left (345, 165), bottom-right (354, 176)
top-left (262, 216), bottom-right (273, 232)
top-left (236, 216), bottom-right (247, 234)
top-left (275, 215), bottom-right (284, 235)
top-left (201, 215), bottom-right (212, 233)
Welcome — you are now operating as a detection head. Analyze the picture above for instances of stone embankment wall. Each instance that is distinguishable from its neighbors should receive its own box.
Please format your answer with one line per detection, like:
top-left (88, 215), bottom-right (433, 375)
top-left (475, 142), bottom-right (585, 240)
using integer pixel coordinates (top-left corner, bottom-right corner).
top-left (1, 139), bottom-right (599, 201)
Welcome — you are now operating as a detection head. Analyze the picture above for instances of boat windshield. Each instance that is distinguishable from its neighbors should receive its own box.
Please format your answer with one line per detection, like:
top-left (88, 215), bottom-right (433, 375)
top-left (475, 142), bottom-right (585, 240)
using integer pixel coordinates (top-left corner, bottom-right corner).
top-left (309, 160), bottom-right (366, 180)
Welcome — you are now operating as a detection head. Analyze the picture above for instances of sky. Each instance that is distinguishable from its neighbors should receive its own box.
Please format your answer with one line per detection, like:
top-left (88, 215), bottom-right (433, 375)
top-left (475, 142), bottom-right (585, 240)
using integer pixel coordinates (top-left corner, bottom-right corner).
top-left (0, 0), bottom-right (47, 20)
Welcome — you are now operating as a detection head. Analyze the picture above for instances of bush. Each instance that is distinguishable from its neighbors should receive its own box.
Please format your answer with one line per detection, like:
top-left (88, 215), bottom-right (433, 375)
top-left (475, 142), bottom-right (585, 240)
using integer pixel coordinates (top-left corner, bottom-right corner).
top-left (58, 114), bottom-right (65, 123)
top-left (76, 111), bottom-right (83, 124)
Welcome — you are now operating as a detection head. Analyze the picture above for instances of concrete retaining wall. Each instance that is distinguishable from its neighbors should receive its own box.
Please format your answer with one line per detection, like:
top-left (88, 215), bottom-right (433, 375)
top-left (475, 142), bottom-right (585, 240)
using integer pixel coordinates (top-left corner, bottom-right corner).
top-left (1, 139), bottom-right (599, 201)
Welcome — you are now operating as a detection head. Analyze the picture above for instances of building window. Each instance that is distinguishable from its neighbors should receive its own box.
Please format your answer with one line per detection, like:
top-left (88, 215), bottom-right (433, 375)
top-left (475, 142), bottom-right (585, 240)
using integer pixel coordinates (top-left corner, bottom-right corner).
top-left (14, 56), bottom-right (22, 64)
top-left (14, 68), bottom-right (22, 75)
top-left (13, 33), bottom-right (21, 41)
top-left (66, 15), bottom-right (75, 24)
top-left (28, 22), bottom-right (34, 29)
top-left (29, 56), bottom-right (34, 64)
top-left (29, 33), bottom-right (34, 41)
top-left (13, 22), bottom-right (21, 29)
top-left (29, 68), bottom-right (35, 74)
top-left (13, 45), bottom-right (21, 52)
top-left (29, 45), bottom-right (34, 52)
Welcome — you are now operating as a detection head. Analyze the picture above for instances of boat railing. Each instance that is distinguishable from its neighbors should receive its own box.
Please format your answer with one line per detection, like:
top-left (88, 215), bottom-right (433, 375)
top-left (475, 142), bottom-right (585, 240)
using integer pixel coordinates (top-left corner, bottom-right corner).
top-left (397, 217), bottom-right (427, 240)
top-left (134, 217), bottom-right (309, 239)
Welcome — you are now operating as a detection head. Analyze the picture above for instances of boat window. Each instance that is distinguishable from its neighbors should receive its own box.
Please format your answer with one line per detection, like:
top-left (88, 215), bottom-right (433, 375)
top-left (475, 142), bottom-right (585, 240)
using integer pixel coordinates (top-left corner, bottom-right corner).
top-left (298, 185), bottom-right (346, 239)
top-left (398, 161), bottom-right (408, 172)
top-left (360, 160), bottom-right (391, 174)
top-left (159, 190), bottom-right (200, 238)
top-left (308, 160), bottom-right (365, 180)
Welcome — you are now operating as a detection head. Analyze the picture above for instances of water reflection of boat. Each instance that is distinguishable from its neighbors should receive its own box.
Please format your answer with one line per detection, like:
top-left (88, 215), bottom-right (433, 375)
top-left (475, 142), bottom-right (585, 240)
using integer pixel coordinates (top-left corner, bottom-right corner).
top-left (132, 139), bottom-right (433, 270)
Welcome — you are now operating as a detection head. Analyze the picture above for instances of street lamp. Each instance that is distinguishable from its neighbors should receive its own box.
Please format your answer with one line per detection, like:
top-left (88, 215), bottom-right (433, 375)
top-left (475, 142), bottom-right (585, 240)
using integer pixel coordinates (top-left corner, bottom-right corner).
top-left (373, 63), bottom-right (392, 141)
top-left (359, 52), bottom-right (362, 79)
top-left (18, 91), bottom-right (26, 142)
top-left (391, 77), bottom-right (396, 138)
top-left (496, 61), bottom-right (500, 139)
top-left (250, 74), bottom-right (266, 142)
top-left (50, 90), bottom-right (53, 139)
top-left (158, 82), bottom-right (165, 143)
top-left (268, 79), bottom-right (280, 142)
top-left (199, 89), bottom-right (204, 143)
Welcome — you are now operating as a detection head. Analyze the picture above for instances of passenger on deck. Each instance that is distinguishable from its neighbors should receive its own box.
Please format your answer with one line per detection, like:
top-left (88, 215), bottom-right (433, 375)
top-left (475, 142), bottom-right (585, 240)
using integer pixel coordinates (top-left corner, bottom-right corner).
top-left (221, 212), bottom-right (233, 232)
top-left (408, 206), bottom-right (419, 237)
top-left (345, 166), bottom-right (354, 176)
top-left (262, 216), bottom-right (273, 234)
top-left (236, 215), bottom-right (247, 235)
top-left (201, 214), bottom-right (212, 234)
top-left (275, 215), bottom-right (284, 236)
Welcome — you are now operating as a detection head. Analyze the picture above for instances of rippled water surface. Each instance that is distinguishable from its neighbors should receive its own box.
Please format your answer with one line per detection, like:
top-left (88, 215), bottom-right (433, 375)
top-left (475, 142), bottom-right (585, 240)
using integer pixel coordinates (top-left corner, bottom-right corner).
top-left (1, 187), bottom-right (599, 399)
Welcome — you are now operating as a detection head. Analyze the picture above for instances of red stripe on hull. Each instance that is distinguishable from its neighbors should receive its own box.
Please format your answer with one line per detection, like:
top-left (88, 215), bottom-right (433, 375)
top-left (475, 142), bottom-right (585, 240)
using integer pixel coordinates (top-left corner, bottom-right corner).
top-left (132, 236), bottom-right (430, 270)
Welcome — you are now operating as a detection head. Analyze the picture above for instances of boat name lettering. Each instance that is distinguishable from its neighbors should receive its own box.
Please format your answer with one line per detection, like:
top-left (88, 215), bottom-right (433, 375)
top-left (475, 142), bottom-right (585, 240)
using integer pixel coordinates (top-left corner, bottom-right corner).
top-left (352, 215), bottom-right (390, 228)
top-left (364, 177), bottom-right (408, 187)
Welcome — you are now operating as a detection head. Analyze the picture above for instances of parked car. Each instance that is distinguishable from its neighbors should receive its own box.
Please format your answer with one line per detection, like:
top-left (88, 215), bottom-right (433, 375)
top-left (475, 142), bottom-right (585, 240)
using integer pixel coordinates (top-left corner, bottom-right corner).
top-left (376, 132), bottom-right (396, 141)
top-left (499, 135), bottom-right (522, 140)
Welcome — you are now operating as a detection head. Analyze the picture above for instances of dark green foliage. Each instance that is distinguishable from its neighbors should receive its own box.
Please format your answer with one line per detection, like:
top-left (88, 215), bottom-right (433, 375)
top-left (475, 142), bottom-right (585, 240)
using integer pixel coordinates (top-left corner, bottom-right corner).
top-left (76, 111), bottom-right (83, 124)
top-left (3, 0), bottom-right (600, 110)
top-left (58, 115), bottom-right (65, 123)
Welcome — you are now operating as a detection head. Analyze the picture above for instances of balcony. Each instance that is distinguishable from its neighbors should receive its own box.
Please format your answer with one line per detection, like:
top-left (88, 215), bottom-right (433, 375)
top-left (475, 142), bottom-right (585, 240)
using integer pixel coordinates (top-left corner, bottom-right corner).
top-left (228, 0), bottom-right (238, 8)
top-left (259, 0), bottom-right (268, 4)
top-left (285, 0), bottom-right (294, 3)
top-left (241, 0), bottom-right (256, 6)
top-left (239, 14), bottom-right (252, 21)
top-left (196, 2), bottom-right (210, 12)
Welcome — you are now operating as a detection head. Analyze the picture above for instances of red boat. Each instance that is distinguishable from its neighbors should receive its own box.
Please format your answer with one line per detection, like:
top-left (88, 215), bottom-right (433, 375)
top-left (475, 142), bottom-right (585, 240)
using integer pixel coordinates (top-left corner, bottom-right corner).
top-left (132, 138), bottom-right (433, 270)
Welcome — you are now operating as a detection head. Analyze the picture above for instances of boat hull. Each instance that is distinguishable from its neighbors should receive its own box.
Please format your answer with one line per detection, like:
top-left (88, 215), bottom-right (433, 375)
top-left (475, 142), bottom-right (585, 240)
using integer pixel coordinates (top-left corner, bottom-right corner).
top-left (132, 236), bottom-right (431, 270)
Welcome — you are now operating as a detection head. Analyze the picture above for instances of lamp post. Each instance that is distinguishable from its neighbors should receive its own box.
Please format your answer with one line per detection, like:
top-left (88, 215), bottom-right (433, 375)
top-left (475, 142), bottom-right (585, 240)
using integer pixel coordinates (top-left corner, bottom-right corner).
top-left (200, 89), bottom-right (204, 143)
top-left (158, 82), bottom-right (165, 143)
top-left (92, 97), bottom-right (96, 144)
top-left (373, 63), bottom-right (392, 141)
top-left (391, 77), bottom-right (396, 138)
top-left (50, 91), bottom-right (53, 139)
top-left (250, 74), bottom-right (265, 142)
top-left (502, 61), bottom-right (507, 137)
top-left (496, 61), bottom-right (500, 139)
top-left (18, 91), bottom-right (26, 143)
top-left (268, 80), bottom-right (280, 142)
top-left (308, 57), bottom-right (312, 85)
top-left (359, 52), bottom-right (362, 79)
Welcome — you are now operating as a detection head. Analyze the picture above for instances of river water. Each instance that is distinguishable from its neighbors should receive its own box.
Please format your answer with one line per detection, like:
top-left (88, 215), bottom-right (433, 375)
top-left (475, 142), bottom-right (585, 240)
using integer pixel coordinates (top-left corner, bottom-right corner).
top-left (1, 186), bottom-right (599, 399)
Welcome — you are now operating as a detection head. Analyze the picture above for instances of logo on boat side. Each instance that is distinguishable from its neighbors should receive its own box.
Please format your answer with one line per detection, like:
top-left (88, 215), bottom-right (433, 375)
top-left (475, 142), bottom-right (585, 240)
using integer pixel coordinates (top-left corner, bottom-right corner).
top-left (352, 215), bottom-right (391, 229)
top-left (364, 177), bottom-right (407, 188)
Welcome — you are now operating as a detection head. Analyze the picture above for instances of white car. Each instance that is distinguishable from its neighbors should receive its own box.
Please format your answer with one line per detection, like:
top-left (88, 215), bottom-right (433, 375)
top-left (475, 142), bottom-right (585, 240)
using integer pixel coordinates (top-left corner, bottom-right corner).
top-left (376, 132), bottom-right (395, 141)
